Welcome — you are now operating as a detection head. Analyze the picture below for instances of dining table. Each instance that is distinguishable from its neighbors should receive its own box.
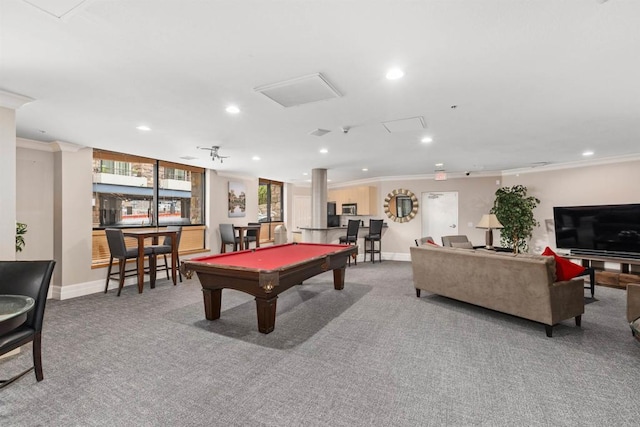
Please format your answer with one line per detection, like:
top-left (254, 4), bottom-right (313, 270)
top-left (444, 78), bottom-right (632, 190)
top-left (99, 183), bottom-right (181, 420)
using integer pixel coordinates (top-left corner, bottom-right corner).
top-left (234, 224), bottom-right (262, 251)
top-left (0, 294), bottom-right (35, 336)
top-left (123, 229), bottom-right (178, 293)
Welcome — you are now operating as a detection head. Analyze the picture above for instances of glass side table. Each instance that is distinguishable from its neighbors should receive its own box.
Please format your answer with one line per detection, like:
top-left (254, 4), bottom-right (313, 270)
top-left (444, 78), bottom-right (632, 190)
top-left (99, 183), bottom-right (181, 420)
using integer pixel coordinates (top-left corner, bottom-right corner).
top-left (0, 295), bottom-right (35, 336)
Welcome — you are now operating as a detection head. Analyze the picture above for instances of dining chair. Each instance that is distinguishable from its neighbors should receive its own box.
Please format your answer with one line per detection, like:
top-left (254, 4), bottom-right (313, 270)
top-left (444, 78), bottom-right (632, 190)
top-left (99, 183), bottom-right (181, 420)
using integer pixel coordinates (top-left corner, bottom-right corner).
top-left (339, 219), bottom-right (360, 266)
top-left (0, 260), bottom-right (56, 388)
top-left (151, 225), bottom-right (183, 283)
top-left (244, 222), bottom-right (261, 249)
top-left (104, 228), bottom-right (154, 296)
top-left (364, 219), bottom-right (384, 263)
top-left (219, 223), bottom-right (242, 253)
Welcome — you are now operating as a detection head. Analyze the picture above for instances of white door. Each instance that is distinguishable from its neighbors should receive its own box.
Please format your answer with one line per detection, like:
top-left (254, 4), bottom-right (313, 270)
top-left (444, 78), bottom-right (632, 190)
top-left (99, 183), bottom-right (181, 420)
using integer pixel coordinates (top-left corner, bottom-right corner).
top-left (292, 195), bottom-right (311, 229)
top-left (422, 192), bottom-right (459, 245)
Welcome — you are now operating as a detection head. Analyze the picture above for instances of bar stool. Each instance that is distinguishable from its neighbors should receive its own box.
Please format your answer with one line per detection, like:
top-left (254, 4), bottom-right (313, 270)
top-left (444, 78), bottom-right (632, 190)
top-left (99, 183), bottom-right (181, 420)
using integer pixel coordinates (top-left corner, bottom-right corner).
top-left (150, 225), bottom-right (183, 282)
top-left (364, 219), bottom-right (383, 263)
top-left (339, 219), bottom-right (360, 266)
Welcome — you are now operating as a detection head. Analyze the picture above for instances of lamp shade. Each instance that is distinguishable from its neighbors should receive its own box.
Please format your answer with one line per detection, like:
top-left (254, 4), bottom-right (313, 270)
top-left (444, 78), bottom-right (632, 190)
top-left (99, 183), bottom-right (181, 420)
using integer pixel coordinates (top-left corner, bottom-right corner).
top-left (476, 214), bottom-right (503, 229)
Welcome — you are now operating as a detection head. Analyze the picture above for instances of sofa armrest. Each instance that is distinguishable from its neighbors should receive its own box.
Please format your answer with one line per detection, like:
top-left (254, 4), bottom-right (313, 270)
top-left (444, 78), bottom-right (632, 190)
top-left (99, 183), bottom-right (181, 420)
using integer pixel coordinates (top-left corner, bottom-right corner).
top-left (627, 283), bottom-right (640, 322)
top-left (549, 278), bottom-right (585, 323)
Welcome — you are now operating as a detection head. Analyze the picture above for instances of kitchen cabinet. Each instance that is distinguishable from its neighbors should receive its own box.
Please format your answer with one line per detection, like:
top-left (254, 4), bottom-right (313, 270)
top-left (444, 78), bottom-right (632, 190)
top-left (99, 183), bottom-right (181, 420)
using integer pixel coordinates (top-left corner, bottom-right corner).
top-left (328, 186), bottom-right (377, 215)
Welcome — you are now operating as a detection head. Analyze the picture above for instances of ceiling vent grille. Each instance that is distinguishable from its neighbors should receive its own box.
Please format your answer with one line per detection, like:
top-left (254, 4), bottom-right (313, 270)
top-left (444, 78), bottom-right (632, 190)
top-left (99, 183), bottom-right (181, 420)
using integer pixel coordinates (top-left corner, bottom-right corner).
top-left (254, 73), bottom-right (341, 108)
top-left (309, 128), bottom-right (331, 137)
top-left (382, 116), bottom-right (426, 133)
top-left (22, 0), bottom-right (91, 20)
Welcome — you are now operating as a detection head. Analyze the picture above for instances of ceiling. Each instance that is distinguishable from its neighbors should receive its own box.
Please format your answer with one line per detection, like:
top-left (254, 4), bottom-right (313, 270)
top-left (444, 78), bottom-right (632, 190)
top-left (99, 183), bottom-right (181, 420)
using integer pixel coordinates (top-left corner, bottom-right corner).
top-left (2, 0), bottom-right (640, 184)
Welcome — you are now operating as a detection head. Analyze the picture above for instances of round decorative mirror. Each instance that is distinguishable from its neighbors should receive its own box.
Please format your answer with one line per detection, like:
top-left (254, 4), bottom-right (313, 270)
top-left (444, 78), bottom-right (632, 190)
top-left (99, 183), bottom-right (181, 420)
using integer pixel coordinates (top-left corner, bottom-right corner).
top-left (384, 189), bottom-right (418, 223)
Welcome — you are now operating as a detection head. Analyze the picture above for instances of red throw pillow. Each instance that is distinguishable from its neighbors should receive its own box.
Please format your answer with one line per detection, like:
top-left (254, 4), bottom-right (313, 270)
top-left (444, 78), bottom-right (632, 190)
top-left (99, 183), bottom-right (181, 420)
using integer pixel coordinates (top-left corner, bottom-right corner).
top-left (541, 246), bottom-right (586, 281)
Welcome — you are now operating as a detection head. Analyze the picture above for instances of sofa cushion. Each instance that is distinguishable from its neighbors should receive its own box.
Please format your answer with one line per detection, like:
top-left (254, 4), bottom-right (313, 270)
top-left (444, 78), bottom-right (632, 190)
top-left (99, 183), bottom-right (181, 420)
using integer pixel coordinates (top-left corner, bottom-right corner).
top-left (541, 247), bottom-right (586, 281)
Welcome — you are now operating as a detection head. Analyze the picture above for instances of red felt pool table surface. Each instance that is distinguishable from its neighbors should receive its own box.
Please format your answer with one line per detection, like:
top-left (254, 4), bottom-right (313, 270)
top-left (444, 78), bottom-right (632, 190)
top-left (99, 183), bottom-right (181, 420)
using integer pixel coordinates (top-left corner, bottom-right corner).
top-left (183, 242), bottom-right (358, 334)
top-left (190, 242), bottom-right (350, 270)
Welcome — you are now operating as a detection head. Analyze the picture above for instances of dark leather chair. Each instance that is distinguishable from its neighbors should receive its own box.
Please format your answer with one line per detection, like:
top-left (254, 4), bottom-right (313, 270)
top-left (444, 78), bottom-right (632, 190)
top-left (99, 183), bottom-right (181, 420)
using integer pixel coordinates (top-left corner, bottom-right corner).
top-left (244, 222), bottom-right (261, 249)
top-left (220, 223), bottom-right (242, 253)
top-left (104, 228), bottom-right (154, 296)
top-left (339, 219), bottom-right (360, 266)
top-left (364, 219), bottom-right (384, 263)
top-left (0, 260), bottom-right (56, 388)
top-left (150, 225), bottom-right (183, 283)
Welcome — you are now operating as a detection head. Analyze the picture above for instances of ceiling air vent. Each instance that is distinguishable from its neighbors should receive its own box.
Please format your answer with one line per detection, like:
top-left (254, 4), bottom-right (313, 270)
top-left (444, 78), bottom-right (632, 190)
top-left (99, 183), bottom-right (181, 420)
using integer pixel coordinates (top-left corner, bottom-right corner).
top-left (254, 73), bottom-right (342, 108)
top-left (382, 116), bottom-right (426, 133)
top-left (309, 128), bottom-right (331, 137)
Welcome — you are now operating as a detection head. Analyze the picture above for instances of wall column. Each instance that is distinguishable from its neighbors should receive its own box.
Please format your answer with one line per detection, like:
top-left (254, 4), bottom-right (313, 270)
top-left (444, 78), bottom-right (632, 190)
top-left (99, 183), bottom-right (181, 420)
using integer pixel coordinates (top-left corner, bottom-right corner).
top-left (309, 168), bottom-right (328, 242)
top-left (0, 90), bottom-right (34, 259)
top-left (51, 142), bottom-right (93, 297)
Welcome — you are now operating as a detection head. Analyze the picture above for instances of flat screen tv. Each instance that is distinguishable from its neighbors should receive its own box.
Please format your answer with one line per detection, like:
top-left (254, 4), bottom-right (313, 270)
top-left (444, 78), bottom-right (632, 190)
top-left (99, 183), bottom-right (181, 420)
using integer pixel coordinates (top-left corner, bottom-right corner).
top-left (553, 203), bottom-right (640, 258)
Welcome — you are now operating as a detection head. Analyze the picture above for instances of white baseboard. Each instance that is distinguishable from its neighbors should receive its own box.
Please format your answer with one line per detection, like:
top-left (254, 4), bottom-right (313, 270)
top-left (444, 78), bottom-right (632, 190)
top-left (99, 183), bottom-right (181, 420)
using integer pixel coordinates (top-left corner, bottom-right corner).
top-left (51, 276), bottom-right (140, 300)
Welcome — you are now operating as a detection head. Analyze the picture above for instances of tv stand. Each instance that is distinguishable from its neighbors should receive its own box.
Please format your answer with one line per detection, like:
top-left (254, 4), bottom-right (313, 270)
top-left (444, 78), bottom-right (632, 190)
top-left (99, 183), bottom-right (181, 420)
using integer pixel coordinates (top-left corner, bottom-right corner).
top-left (565, 253), bottom-right (640, 290)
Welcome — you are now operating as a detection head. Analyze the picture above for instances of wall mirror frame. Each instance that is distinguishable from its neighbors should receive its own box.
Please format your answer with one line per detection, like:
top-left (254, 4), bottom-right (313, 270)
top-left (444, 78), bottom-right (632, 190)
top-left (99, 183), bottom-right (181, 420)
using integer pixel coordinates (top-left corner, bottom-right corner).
top-left (384, 188), bottom-right (419, 223)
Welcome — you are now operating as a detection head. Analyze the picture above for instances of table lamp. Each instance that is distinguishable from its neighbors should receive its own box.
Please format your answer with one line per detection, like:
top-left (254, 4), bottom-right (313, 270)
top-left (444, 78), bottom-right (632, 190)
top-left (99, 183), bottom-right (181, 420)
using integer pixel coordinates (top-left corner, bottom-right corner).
top-left (476, 214), bottom-right (503, 249)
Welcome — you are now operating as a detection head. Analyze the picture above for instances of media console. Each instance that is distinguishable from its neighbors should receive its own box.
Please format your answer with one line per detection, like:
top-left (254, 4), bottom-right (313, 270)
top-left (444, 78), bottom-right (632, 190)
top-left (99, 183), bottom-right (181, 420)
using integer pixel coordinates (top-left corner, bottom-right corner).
top-left (564, 252), bottom-right (640, 290)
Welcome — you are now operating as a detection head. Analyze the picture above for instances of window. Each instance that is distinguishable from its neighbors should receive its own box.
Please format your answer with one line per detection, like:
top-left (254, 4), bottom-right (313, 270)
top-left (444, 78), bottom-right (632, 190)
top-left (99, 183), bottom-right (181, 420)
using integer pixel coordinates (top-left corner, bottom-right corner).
top-left (92, 150), bottom-right (205, 228)
top-left (258, 179), bottom-right (283, 223)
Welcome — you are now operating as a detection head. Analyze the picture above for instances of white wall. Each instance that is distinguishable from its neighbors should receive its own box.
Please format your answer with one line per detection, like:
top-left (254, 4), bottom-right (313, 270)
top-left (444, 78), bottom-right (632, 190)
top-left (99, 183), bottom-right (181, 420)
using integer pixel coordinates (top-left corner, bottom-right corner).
top-left (16, 144), bottom-right (54, 260)
top-left (502, 158), bottom-right (640, 254)
top-left (377, 175), bottom-right (502, 256)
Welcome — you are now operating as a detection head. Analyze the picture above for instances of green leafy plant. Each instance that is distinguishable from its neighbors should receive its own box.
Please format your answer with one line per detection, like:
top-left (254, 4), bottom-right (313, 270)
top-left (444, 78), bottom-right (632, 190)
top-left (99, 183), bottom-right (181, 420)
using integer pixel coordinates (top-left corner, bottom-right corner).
top-left (16, 222), bottom-right (28, 252)
top-left (490, 185), bottom-right (540, 253)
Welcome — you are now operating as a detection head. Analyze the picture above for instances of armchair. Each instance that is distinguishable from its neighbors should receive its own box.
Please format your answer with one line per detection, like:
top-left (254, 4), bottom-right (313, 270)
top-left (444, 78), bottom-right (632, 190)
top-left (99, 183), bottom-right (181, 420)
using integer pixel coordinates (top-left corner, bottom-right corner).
top-left (0, 260), bottom-right (56, 388)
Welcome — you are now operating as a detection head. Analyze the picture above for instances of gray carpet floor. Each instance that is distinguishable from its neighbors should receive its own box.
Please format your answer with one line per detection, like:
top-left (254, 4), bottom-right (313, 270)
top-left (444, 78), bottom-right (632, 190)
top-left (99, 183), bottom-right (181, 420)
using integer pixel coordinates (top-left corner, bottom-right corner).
top-left (1, 261), bottom-right (638, 426)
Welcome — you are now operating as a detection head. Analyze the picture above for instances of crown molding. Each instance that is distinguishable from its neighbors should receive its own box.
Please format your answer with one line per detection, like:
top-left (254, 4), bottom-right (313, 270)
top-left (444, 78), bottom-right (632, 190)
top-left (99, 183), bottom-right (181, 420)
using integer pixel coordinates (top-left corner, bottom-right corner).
top-left (51, 140), bottom-right (86, 152)
top-left (0, 89), bottom-right (34, 109)
top-left (17, 137), bottom-right (55, 152)
top-left (501, 153), bottom-right (640, 176)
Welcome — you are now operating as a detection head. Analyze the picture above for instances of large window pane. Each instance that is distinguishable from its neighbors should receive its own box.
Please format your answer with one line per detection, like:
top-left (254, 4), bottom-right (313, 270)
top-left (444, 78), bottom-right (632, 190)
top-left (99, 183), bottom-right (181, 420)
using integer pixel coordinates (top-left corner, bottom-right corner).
top-left (158, 163), bottom-right (204, 225)
top-left (92, 157), bottom-right (155, 227)
top-left (258, 179), bottom-right (283, 223)
top-left (92, 150), bottom-right (205, 228)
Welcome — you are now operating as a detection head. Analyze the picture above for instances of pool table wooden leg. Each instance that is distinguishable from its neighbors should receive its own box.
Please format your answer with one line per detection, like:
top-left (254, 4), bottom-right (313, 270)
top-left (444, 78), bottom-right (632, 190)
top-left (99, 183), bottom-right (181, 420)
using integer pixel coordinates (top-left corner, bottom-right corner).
top-left (333, 267), bottom-right (346, 290)
top-left (202, 288), bottom-right (222, 320)
top-left (255, 296), bottom-right (278, 334)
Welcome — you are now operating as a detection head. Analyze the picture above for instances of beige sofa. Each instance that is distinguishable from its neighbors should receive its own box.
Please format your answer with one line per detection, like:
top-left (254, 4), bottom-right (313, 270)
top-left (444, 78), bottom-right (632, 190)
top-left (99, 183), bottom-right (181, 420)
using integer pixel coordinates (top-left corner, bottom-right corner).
top-left (410, 244), bottom-right (585, 337)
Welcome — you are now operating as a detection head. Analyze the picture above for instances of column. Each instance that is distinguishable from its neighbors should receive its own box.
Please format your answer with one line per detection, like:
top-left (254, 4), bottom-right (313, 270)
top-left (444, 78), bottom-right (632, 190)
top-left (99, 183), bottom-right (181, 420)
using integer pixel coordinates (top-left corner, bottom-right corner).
top-left (0, 90), bottom-right (34, 259)
top-left (309, 168), bottom-right (328, 243)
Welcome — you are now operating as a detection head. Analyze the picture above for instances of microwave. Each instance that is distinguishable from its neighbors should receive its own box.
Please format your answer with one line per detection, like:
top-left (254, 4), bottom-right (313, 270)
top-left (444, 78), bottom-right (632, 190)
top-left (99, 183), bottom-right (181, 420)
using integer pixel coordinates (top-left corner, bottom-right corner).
top-left (342, 203), bottom-right (357, 215)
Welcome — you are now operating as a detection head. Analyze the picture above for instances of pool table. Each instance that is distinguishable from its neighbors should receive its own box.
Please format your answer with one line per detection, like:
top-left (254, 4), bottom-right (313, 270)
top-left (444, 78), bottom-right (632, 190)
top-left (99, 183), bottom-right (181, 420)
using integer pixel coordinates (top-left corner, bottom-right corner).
top-left (182, 242), bottom-right (358, 334)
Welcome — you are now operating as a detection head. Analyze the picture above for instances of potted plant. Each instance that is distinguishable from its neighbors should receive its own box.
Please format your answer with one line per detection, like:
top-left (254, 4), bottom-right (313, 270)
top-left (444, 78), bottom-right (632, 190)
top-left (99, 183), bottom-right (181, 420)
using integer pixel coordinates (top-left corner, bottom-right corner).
top-left (16, 222), bottom-right (27, 252)
top-left (491, 185), bottom-right (540, 253)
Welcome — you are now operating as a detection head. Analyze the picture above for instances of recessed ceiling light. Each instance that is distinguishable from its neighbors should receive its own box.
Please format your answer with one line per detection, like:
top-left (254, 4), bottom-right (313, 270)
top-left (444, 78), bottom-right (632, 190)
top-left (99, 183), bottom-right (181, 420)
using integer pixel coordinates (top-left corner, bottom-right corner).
top-left (320, 148), bottom-right (328, 154)
top-left (362, 168), bottom-right (368, 172)
top-left (435, 163), bottom-right (444, 167)
top-left (225, 105), bottom-right (240, 114)
top-left (136, 125), bottom-right (151, 131)
top-left (421, 137), bottom-right (433, 143)
top-left (302, 172), bottom-right (308, 176)
top-left (582, 150), bottom-right (594, 156)
top-left (386, 68), bottom-right (405, 80)
top-left (252, 156), bottom-right (260, 161)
